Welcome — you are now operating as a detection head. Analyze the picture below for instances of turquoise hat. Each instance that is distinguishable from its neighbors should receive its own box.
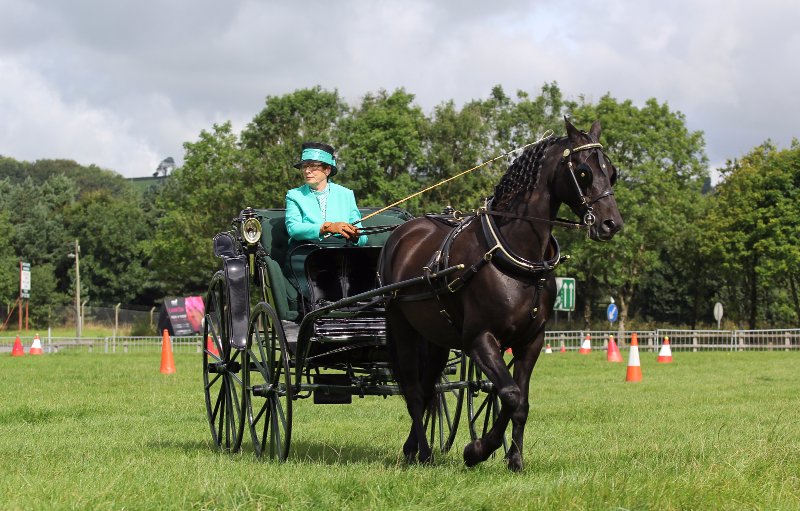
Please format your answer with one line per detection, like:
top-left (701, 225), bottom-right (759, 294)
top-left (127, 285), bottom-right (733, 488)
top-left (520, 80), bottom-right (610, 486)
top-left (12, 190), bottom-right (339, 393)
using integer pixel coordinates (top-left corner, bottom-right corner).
top-left (293, 141), bottom-right (338, 176)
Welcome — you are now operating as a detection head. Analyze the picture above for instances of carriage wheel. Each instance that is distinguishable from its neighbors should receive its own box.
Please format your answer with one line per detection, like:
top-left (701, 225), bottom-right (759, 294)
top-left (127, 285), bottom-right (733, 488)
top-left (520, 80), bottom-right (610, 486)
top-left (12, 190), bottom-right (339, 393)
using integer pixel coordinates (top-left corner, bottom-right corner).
top-left (202, 272), bottom-right (245, 452)
top-left (424, 350), bottom-right (466, 453)
top-left (243, 302), bottom-right (293, 461)
top-left (466, 358), bottom-right (509, 454)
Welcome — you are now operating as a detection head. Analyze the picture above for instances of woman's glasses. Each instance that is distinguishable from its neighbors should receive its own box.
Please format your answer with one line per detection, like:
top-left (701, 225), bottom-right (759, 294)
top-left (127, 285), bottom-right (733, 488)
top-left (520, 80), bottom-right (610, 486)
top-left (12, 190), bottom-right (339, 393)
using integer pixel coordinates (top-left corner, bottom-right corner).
top-left (301, 163), bottom-right (325, 172)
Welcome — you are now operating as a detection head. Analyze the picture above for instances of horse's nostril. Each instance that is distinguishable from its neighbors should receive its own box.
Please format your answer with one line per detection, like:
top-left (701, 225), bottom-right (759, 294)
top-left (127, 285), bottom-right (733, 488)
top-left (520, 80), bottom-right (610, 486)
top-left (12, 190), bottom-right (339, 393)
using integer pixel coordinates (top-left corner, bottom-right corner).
top-left (602, 219), bottom-right (617, 233)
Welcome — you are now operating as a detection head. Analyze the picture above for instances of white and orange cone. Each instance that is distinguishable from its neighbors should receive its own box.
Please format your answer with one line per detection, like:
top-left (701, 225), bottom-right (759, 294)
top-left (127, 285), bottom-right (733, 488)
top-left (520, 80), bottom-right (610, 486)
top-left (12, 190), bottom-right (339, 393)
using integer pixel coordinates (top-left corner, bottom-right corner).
top-left (625, 332), bottom-right (642, 382)
top-left (559, 339), bottom-right (566, 353)
top-left (657, 336), bottom-right (673, 363)
top-left (579, 334), bottom-right (592, 354)
top-left (544, 343), bottom-right (552, 354)
top-left (29, 334), bottom-right (43, 355)
top-left (607, 334), bottom-right (623, 362)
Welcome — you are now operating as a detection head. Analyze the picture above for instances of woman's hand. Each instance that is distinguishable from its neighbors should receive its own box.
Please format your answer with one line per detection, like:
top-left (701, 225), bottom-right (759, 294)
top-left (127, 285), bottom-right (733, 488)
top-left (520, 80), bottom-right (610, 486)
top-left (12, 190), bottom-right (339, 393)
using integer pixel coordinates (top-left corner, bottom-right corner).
top-left (321, 221), bottom-right (359, 240)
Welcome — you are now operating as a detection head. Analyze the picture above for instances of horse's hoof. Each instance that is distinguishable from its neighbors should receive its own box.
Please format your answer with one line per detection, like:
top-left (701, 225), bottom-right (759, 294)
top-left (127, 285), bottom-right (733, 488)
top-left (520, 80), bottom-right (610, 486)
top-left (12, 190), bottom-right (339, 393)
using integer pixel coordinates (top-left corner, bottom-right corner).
top-left (403, 446), bottom-right (418, 464)
top-left (506, 454), bottom-right (524, 472)
top-left (463, 440), bottom-right (484, 467)
top-left (419, 448), bottom-right (433, 465)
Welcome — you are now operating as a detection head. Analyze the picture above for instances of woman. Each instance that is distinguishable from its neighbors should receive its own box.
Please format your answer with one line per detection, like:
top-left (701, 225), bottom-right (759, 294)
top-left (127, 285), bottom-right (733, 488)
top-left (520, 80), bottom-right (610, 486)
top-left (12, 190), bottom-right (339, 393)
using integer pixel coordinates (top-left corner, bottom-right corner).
top-left (285, 141), bottom-right (367, 246)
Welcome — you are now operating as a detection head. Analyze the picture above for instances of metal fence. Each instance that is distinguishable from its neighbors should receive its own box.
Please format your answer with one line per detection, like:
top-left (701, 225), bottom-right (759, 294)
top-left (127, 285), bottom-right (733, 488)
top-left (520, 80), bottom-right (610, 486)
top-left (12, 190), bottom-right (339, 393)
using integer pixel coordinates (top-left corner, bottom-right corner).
top-left (545, 329), bottom-right (800, 352)
top-left (0, 335), bottom-right (203, 354)
top-left (2, 329), bottom-right (799, 355)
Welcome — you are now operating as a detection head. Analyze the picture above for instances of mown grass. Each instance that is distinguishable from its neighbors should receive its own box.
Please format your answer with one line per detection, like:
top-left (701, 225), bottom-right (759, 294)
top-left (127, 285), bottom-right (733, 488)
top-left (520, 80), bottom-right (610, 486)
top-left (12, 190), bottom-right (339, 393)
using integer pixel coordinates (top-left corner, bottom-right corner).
top-left (0, 351), bottom-right (797, 510)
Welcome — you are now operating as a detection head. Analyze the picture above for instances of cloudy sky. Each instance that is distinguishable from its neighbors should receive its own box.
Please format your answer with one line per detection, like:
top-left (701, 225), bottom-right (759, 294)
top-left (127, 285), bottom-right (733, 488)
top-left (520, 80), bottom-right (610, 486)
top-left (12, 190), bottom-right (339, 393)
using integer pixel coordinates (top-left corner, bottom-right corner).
top-left (1, 0), bottom-right (797, 179)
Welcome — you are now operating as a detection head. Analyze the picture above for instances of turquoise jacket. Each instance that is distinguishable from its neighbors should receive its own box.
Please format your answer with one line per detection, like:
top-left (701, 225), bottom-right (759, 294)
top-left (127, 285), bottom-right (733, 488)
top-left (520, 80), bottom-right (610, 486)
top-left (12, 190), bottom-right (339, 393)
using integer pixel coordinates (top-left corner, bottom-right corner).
top-left (285, 182), bottom-right (367, 246)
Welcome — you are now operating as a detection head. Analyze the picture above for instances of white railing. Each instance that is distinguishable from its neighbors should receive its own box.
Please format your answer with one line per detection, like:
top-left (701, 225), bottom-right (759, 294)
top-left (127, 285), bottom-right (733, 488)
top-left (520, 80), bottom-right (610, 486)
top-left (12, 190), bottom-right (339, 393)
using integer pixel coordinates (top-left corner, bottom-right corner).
top-left (544, 329), bottom-right (800, 352)
top-left (0, 335), bottom-right (202, 354)
top-left (2, 329), bottom-right (798, 354)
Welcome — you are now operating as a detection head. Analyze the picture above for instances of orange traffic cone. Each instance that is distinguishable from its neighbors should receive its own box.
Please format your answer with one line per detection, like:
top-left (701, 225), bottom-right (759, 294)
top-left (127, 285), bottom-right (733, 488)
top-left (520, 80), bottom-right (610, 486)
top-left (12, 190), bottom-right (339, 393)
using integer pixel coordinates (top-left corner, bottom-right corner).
top-left (560, 340), bottom-right (566, 353)
top-left (206, 335), bottom-right (220, 357)
top-left (11, 335), bottom-right (24, 357)
top-left (625, 332), bottom-right (642, 382)
top-left (29, 334), bottom-right (43, 355)
top-left (579, 334), bottom-right (592, 354)
top-left (657, 336), bottom-right (673, 363)
top-left (160, 329), bottom-right (176, 374)
top-left (607, 334), bottom-right (623, 362)
top-left (544, 343), bottom-right (552, 354)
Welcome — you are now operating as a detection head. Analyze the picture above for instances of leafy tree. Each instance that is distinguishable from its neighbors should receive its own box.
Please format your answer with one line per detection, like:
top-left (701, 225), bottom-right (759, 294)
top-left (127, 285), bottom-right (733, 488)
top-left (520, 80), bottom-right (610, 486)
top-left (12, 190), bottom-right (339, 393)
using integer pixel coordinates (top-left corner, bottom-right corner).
top-left (336, 88), bottom-right (428, 210)
top-left (703, 141), bottom-right (800, 327)
top-left (63, 190), bottom-right (155, 305)
top-left (147, 122), bottom-right (252, 295)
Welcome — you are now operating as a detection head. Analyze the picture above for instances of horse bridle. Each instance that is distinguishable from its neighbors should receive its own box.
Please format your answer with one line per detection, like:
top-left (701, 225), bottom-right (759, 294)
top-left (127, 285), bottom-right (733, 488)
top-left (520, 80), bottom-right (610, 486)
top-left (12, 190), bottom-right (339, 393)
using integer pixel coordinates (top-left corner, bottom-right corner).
top-left (562, 142), bottom-right (615, 226)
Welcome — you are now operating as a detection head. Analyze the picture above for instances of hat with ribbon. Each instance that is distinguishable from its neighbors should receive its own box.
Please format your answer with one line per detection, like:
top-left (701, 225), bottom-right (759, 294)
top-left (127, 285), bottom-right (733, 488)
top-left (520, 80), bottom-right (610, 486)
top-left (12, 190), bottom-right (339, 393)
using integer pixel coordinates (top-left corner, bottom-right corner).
top-left (293, 141), bottom-right (338, 176)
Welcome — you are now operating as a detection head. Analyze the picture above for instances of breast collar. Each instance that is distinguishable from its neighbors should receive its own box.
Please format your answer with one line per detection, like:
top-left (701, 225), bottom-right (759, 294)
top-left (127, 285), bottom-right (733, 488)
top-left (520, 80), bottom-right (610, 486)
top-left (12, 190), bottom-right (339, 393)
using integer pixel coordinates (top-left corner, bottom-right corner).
top-left (477, 200), bottom-right (563, 279)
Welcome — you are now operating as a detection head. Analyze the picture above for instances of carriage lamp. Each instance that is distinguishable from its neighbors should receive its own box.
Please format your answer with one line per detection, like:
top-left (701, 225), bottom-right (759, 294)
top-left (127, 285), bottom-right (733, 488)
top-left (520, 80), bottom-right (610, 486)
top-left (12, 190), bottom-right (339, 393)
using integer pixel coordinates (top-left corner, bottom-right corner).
top-left (241, 217), bottom-right (262, 245)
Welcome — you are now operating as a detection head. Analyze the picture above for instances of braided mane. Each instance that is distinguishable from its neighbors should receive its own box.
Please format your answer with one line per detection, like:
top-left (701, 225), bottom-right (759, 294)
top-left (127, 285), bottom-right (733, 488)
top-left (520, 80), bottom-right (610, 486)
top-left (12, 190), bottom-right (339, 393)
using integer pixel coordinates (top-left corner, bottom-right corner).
top-left (493, 136), bottom-right (558, 210)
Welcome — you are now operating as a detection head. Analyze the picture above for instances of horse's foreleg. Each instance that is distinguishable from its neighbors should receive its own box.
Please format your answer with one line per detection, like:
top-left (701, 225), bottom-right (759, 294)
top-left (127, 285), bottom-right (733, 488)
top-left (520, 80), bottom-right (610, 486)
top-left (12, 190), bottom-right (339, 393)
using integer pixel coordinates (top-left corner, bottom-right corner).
top-left (463, 332), bottom-right (519, 467)
top-left (504, 337), bottom-right (541, 472)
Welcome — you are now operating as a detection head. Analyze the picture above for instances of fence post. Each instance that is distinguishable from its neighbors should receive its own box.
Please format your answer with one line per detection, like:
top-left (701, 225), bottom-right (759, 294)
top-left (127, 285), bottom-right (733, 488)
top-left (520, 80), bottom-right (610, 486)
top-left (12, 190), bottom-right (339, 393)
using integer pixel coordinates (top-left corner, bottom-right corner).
top-left (88, 340), bottom-right (93, 353)
top-left (105, 336), bottom-right (109, 354)
top-left (124, 341), bottom-right (128, 354)
top-left (692, 336), bottom-right (698, 352)
top-left (786, 332), bottom-right (792, 352)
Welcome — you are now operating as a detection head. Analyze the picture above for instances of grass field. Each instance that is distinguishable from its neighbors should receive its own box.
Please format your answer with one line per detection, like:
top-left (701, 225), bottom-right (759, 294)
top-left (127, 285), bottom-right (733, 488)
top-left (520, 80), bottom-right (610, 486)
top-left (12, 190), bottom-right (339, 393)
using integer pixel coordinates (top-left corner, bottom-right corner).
top-left (1, 351), bottom-right (798, 510)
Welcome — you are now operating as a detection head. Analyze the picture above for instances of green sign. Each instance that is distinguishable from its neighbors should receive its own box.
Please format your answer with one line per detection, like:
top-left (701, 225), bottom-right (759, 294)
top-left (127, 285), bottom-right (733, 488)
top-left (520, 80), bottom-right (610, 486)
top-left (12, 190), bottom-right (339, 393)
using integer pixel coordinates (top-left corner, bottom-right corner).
top-left (554, 277), bottom-right (575, 311)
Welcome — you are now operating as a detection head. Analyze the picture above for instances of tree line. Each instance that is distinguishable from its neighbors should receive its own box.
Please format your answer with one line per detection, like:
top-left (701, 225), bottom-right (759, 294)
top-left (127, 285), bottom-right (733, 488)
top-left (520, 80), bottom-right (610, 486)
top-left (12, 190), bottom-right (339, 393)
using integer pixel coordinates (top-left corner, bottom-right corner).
top-left (1, 83), bottom-right (797, 330)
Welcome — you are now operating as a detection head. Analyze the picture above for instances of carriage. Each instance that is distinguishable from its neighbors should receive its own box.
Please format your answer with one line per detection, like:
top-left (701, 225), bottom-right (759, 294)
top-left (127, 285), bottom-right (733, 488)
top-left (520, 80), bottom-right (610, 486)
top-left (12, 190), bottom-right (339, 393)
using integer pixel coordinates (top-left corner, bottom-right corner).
top-left (202, 119), bottom-right (622, 470)
top-left (201, 206), bottom-right (504, 461)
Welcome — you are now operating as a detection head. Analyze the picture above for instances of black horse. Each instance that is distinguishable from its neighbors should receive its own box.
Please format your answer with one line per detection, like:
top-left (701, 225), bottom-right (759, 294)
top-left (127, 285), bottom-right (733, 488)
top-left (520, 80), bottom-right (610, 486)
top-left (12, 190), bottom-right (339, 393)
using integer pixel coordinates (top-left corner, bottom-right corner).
top-left (379, 118), bottom-right (623, 471)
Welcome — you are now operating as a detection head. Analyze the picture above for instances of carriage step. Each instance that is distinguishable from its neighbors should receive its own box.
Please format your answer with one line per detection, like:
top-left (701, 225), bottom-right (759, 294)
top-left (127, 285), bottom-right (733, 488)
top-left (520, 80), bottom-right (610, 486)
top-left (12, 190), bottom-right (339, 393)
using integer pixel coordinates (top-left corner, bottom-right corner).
top-left (312, 374), bottom-right (352, 404)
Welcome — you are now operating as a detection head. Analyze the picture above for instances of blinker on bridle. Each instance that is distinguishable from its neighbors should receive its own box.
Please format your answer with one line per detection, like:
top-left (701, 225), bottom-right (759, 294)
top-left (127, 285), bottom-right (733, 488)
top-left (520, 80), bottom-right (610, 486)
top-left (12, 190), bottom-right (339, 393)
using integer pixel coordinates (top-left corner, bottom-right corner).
top-left (562, 142), bottom-right (615, 227)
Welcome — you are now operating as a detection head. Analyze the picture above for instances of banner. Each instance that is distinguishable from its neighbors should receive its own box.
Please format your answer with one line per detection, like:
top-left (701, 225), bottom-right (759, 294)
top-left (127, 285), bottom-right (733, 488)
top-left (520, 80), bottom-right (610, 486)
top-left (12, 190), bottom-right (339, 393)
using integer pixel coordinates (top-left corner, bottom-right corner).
top-left (157, 296), bottom-right (204, 336)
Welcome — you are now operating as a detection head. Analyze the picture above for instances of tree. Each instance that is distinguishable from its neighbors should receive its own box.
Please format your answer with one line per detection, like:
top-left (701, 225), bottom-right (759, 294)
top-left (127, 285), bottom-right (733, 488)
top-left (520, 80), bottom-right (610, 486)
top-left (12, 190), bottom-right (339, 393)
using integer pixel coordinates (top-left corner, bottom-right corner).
top-left (63, 190), bottom-right (155, 305)
top-left (147, 122), bottom-right (252, 295)
top-left (335, 88), bottom-right (428, 211)
top-left (703, 141), bottom-right (800, 327)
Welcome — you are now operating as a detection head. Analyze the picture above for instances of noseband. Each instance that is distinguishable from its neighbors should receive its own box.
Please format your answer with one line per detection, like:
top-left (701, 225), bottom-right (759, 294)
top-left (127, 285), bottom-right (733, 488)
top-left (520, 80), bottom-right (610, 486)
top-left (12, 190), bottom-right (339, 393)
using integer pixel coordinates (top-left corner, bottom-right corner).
top-left (562, 142), bottom-right (615, 226)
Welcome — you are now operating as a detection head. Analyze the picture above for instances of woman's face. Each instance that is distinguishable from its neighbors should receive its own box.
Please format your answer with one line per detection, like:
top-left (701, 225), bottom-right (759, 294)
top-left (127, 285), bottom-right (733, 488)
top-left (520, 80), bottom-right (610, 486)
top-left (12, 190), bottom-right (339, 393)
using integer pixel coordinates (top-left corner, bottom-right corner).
top-left (302, 163), bottom-right (331, 190)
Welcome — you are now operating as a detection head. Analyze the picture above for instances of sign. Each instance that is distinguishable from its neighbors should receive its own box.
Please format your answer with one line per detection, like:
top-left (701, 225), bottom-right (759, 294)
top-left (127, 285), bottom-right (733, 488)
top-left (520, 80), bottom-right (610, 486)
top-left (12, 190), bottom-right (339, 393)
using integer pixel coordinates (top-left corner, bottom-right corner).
top-left (158, 296), bottom-right (205, 336)
top-left (554, 277), bottom-right (576, 311)
top-left (20, 262), bottom-right (31, 299)
top-left (713, 302), bottom-right (723, 322)
top-left (713, 302), bottom-right (723, 328)
top-left (606, 303), bottom-right (618, 323)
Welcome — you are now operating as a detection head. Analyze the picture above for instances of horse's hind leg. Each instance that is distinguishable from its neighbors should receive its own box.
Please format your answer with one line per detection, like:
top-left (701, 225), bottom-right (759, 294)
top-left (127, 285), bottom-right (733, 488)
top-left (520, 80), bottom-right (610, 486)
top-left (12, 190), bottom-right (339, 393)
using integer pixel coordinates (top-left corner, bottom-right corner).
top-left (387, 309), bottom-right (430, 464)
top-left (463, 331), bottom-right (520, 467)
top-left (418, 343), bottom-right (450, 462)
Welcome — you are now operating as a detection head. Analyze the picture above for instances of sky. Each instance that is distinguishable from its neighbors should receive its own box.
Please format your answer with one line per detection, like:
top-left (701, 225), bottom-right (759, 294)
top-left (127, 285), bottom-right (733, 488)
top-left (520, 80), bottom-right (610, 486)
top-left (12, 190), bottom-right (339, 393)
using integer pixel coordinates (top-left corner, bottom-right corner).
top-left (1, 0), bottom-right (797, 179)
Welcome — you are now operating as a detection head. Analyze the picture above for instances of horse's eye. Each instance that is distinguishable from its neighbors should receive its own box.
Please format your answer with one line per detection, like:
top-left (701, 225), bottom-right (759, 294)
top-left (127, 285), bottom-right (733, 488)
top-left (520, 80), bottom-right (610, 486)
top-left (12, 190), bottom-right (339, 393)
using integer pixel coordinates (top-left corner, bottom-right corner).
top-left (575, 163), bottom-right (593, 189)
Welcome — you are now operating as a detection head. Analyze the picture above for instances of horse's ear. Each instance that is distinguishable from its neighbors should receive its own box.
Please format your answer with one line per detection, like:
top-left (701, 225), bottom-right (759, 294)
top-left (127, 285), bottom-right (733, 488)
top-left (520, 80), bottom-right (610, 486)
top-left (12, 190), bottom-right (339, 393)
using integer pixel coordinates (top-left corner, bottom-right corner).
top-left (564, 117), bottom-right (580, 139)
top-left (589, 120), bottom-right (602, 141)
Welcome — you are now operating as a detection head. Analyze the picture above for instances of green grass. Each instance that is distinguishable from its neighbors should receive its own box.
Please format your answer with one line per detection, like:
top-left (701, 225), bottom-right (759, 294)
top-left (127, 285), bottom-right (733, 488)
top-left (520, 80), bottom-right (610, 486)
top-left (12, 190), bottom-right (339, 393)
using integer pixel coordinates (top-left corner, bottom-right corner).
top-left (1, 352), bottom-right (798, 510)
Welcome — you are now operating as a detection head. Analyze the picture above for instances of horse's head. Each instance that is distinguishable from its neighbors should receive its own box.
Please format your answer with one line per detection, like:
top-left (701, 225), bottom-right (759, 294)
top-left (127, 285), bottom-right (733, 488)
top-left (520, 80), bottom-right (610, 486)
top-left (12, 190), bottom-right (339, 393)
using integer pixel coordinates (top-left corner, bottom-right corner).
top-left (553, 118), bottom-right (623, 241)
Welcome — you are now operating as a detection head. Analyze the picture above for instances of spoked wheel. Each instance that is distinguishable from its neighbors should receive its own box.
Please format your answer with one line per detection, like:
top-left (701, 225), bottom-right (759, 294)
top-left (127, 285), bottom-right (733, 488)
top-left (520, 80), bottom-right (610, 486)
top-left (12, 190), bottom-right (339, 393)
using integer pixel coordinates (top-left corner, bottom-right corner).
top-left (466, 358), bottom-right (509, 455)
top-left (243, 302), bottom-right (293, 461)
top-left (202, 272), bottom-right (246, 452)
top-left (424, 350), bottom-right (466, 453)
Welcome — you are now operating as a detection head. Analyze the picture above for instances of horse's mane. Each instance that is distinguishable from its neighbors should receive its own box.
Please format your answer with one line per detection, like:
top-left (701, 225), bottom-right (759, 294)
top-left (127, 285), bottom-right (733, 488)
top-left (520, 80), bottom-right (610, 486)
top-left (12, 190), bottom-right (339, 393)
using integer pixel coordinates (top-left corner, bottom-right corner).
top-left (492, 136), bottom-right (559, 210)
